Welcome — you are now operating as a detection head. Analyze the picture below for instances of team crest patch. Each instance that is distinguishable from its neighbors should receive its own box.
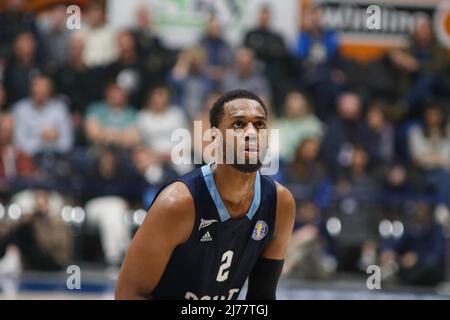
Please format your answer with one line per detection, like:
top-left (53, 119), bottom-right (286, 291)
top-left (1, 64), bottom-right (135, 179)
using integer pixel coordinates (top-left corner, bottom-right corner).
top-left (252, 220), bottom-right (268, 241)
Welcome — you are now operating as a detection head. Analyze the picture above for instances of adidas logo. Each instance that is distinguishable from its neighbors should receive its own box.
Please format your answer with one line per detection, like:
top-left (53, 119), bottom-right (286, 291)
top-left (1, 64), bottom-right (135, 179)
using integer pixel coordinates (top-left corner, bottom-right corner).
top-left (199, 219), bottom-right (218, 230)
top-left (200, 231), bottom-right (213, 242)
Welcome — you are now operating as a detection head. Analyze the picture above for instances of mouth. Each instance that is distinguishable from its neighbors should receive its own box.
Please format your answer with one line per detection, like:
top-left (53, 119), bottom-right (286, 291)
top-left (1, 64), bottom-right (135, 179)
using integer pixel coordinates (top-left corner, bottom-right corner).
top-left (242, 144), bottom-right (259, 157)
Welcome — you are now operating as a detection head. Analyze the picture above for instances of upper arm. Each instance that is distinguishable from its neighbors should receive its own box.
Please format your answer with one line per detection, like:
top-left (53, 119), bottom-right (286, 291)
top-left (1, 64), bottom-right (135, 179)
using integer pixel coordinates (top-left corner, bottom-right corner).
top-left (115, 182), bottom-right (195, 299)
top-left (260, 182), bottom-right (296, 260)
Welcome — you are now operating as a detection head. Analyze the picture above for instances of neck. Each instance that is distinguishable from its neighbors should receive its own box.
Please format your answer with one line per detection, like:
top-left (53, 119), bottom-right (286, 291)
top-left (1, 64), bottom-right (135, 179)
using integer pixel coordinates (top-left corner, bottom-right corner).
top-left (18, 56), bottom-right (34, 66)
top-left (33, 100), bottom-right (47, 108)
top-left (351, 166), bottom-right (365, 177)
top-left (212, 163), bottom-right (257, 214)
top-left (70, 57), bottom-right (85, 70)
top-left (121, 52), bottom-right (137, 64)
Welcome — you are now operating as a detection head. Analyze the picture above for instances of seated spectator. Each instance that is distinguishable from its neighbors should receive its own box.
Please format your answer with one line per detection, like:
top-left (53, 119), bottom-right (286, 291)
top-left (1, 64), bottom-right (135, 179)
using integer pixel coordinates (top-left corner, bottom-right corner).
top-left (282, 200), bottom-right (337, 280)
top-left (273, 91), bottom-right (323, 162)
top-left (0, 0), bottom-right (44, 64)
top-left (283, 138), bottom-right (327, 197)
top-left (244, 5), bottom-right (293, 113)
top-left (3, 32), bottom-right (45, 104)
top-left (200, 15), bottom-right (232, 88)
top-left (105, 30), bottom-right (146, 108)
top-left (79, 2), bottom-right (117, 68)
top-left (222, 48), bottom-right (271, 105)
top-left (334, 145), bottom-right (379, 197)
top-left (131, 6), bottom-right (172, 88)
top-left (132, 146), bottom-right (179, 209)
top-left (81, 146), bottom-right (139, 267)
top-left (408, 103), bottom-right (450, 208)
top-left (54, 34), bottom-right (103, 115)
top-left (381, 163), bottom-right (424, 205)
top-left (170, 46), bottom-right (213, 119)
top-left (0, 113), bottom-right (35, 195)
top-left (136, 85), bottom-right (190, 175)
top-left (0, 188), bottom-right (73, 274)
top-left (365, 101), bottom-right (395, 166)
top-left (379, 201), bottom-right (446, 286)
top-left (38, 4), bottom-right (72, 72)
top-left (85, 83), bottom-right (139, 150)
top-left (293, 4), bottom-right (343, 120)
top-left (82, 145), bottom-right (140, 204)
top-left (54, 34), bottom-right (104, 148)
top-left (321, 92), bottom-right (377, 178)
top-left (12, 75), bottom-right (73, 156)
top-left (388, 16), bottom-right (450, 117)
top-left (328, 146), bottom-right (381, 272)
top-left (84, 196), bottom-right (131, 269)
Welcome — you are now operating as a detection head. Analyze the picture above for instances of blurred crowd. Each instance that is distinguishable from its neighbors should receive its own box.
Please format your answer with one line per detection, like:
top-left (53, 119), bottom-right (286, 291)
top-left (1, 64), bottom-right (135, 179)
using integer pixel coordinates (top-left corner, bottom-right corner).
top-left (0, 0), bottom-right (449, 288)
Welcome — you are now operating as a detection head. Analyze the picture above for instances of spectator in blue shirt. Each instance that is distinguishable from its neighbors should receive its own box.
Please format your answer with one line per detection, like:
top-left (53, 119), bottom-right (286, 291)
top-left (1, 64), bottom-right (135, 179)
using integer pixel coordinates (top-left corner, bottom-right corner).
top-left (12, 75), bottom-right (73, 156)
top-left (293, 4), bottom-right (343, 120)
top-left (199, 15), bottom-right (232, 89)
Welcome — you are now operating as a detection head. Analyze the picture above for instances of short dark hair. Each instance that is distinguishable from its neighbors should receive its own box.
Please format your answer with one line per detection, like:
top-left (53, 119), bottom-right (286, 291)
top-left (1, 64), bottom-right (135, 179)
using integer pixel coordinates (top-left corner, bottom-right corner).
top-left (209, 90), bottom-right (267, 128)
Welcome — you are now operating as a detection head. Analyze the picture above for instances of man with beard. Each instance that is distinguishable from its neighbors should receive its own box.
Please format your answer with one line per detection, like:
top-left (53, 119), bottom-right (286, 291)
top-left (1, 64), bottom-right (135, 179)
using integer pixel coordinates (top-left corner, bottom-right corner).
top-left (115, 90), bottom-right (295, 300)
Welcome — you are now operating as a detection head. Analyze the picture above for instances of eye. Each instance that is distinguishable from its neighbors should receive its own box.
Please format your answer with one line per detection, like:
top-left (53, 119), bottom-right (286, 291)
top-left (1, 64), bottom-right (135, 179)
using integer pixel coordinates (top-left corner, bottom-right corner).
top-left (255, 121), bottom-right (266, 129)
top-left (233, 121), bottom-right (243, 128)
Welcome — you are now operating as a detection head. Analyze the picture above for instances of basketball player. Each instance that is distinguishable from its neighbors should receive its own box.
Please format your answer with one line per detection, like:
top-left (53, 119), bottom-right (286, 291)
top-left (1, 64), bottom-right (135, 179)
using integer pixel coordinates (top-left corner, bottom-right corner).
top-left (115, 90), bottom-right (295, 300)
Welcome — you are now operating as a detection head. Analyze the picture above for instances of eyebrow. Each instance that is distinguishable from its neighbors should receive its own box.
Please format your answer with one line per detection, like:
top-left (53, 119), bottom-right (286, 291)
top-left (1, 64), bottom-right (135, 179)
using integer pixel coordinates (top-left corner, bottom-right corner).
top-left (230, 115), bottom-right (267, 120)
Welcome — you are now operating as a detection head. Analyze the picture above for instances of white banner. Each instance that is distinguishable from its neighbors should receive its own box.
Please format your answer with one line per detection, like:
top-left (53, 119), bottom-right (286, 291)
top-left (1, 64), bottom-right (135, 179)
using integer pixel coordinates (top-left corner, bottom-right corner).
top-left (107, 0), bottom-right (298, 49)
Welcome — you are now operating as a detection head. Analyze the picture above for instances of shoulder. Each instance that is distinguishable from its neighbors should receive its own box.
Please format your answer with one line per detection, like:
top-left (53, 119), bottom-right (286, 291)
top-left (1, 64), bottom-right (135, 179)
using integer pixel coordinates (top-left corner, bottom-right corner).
top-left (125, 106), bottom-right (138, 116)
top-left (151, 181), bottom-right (194, 213)
top-left (137, 109), bottom-right (150, 120)
top-left (275, 181), bottom-right (296, 213)
top-left (149, 181), bottom-right (195, 226)
top-left (51, 98), bottom-right (70, 112)
top-left (12, 99), bottom-right (30, 114)
top-left (408, 125), bottom-right (425, 143)
top-left (86, 102), bottom-right (104, 116)
top-left (273, 181), bottom-right (296, 230)
top-left (141, 181), bottom-right (196, 245)
top-left (171, 106), bottom-right (188, 121)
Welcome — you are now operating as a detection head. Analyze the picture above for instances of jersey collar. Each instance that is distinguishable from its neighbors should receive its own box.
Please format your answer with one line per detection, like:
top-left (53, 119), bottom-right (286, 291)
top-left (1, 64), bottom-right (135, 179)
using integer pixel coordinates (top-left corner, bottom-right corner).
top-left (201, 163), bottom-right (261, 222)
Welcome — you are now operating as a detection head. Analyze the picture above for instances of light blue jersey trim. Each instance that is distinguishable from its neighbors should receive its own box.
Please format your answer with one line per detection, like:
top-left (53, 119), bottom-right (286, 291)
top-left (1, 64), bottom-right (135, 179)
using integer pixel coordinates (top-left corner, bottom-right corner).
top-left (201, 163), bottom-right (261, 221)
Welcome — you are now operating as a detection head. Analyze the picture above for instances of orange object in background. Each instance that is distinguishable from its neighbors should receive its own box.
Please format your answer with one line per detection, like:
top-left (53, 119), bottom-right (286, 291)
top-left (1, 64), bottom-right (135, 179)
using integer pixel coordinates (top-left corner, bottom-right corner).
top-left (299, 0), bottom-right (450, 63)
top-left (0, 0), bottom-right (91, 12)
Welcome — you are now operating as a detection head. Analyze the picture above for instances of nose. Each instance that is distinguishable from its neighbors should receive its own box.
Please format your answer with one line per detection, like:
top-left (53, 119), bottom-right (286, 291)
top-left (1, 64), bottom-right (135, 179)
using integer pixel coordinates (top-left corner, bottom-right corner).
top-left (244, 123), bottom-right (257, 142)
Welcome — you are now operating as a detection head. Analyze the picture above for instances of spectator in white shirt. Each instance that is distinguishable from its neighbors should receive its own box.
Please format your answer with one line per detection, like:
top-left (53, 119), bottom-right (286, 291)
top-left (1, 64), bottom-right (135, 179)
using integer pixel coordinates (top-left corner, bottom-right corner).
top-left (79, 3), bottom-right (117, 68)
top-left (12, 75), bottom-right (73, 156)
top-left (137, 85), bottom-right (191, 175)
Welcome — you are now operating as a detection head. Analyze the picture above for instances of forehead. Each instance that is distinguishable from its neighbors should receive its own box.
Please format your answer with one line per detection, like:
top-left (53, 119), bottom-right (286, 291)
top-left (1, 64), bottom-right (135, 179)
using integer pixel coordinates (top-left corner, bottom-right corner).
top-left (223, 98), bottom-right (266, 119)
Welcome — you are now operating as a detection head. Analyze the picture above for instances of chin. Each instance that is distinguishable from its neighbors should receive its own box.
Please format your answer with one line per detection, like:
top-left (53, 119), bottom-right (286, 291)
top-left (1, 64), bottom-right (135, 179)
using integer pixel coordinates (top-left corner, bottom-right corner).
top-left (231, 163), bottom-right (262, 173)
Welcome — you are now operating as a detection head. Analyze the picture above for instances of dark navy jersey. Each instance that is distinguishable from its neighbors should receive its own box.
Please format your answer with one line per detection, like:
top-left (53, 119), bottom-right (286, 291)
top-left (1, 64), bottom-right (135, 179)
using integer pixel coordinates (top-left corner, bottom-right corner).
top-left (150, 163), bottom-right (277, 300)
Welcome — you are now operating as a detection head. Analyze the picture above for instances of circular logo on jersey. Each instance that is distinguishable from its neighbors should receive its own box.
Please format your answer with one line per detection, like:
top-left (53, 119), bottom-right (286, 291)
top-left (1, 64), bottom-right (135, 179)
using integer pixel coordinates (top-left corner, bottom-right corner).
top-left (252, 220), bottom-right (268, 241)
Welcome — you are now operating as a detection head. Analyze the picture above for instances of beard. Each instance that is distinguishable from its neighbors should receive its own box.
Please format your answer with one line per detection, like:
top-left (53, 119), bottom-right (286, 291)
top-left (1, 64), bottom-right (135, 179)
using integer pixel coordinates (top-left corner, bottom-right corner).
top-left (232, 161), bottom-right (263, 173)
top-left (230, 149), bottom-right (266, 173)
top-left (221, 138), bottom-right (268, 173)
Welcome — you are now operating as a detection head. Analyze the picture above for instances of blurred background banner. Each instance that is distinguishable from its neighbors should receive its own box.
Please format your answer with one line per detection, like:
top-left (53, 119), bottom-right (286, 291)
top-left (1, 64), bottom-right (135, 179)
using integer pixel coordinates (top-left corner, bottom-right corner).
top-left (108, 0), bottom-right (299, 48)
top-left (300, 0), bottom-right (450, 62)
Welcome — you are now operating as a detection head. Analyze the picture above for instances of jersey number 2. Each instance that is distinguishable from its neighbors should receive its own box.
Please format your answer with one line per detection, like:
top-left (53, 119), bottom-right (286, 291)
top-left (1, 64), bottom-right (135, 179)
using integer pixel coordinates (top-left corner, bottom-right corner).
top-left (216, 250), bottom-right (234, 282)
